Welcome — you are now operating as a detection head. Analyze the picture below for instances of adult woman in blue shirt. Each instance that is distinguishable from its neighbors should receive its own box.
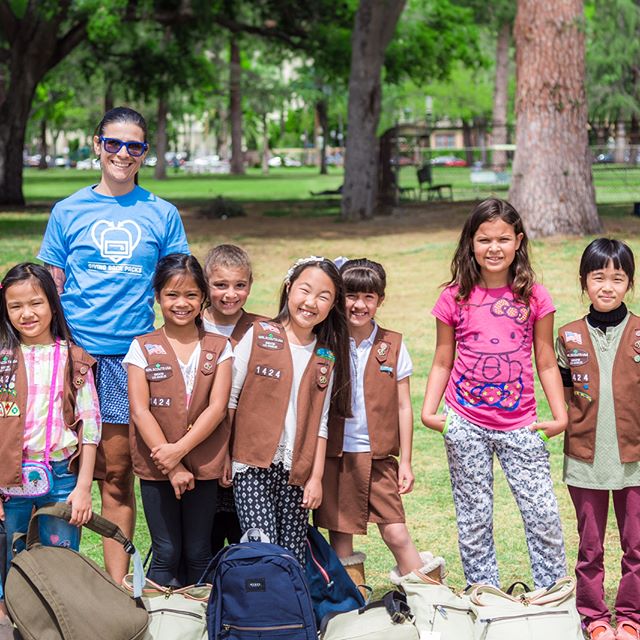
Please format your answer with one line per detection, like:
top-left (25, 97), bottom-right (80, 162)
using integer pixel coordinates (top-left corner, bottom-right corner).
top-left (38, 107), bottom-right (189, 583)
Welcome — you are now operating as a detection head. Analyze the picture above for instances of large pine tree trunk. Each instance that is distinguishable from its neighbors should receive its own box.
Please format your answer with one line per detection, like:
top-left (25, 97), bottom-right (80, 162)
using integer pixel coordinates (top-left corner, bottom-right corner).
top-left (154, 96), bottom-right (168, 180)
top-left (492, 21), bottom-right (510, 171)
top-left (229, 33), bottom-right (245, 175)
top-left (341, 0), bottom-right (406, 221)
top-left (509, 0), bottom-right (600, 236)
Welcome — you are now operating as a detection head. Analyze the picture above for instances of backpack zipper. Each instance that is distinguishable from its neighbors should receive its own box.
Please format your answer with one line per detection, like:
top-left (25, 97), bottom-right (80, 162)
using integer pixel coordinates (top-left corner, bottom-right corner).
top-left (306, 540), bottom-right (333, 587)
top-left (154, 608), bottom-right (203, 619)
top-left (481, 610), bottom-right (570, 623)
top-left (222, 623), bottom-right (305, 631)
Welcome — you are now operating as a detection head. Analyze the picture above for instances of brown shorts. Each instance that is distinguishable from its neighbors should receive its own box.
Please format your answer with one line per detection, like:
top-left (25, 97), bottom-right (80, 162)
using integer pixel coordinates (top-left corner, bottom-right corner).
top-left (314, 452), bottom-right (405, 535)
top-left (93, 422), bottom-right (133, 482)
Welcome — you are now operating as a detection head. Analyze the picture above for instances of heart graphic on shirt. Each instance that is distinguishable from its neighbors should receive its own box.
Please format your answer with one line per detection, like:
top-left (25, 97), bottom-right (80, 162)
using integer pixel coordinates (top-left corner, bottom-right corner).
top-left (49, 534), bottom-right (60, 545)
top-left (90, 219), bottom-right (142, 264)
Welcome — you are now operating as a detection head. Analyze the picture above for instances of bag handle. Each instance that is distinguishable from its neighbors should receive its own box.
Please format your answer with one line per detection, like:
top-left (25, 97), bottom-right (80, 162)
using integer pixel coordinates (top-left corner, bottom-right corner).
top-left (122, 574), bottom-right (212, 601)
top-left (23, 503), bottom-right (146, 597)
top-left (26, 502), bottom-right (134, 550)
top-left (506, 581), bottom-right (531, 596)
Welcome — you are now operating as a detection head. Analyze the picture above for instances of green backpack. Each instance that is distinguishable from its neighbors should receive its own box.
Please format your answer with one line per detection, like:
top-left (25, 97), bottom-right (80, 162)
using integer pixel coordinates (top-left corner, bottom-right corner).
top-left (5, 503), bottom-right (149, 640)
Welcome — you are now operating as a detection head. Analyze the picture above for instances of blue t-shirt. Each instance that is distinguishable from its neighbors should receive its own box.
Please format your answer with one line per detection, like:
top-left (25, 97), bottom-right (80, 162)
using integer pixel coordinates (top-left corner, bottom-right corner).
top-left (38, 185), bottom-right (189, 355)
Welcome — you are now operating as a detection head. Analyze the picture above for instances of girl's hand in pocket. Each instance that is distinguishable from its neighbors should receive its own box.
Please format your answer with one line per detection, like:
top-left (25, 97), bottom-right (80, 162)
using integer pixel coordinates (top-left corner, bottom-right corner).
top-left (531, 419), bottom-right (566, 439)
top-left (422, 413), bottom-right (447, 433)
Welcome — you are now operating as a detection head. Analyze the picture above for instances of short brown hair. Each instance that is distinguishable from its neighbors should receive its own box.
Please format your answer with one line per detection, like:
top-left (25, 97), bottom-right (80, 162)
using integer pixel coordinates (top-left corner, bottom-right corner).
top-left (204, 244), bottom-right (253, 282)
top-left (340, 258), bottom-right (386, 298)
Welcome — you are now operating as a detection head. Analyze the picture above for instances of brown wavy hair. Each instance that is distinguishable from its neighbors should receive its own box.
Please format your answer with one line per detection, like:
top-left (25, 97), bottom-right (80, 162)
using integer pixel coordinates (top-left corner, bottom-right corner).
top-left (447, 198), bottom-right (535, 303)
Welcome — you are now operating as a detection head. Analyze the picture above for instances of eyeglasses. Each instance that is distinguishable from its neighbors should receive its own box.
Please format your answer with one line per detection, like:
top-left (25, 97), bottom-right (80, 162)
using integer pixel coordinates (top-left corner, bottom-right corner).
top-left (99, 136), bottom-right (148, 157)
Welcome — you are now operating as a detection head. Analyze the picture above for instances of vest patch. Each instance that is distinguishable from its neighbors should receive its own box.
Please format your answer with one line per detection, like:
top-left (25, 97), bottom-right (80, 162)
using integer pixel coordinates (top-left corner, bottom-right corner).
top-left (564, 331), bottom-right (582, 344)
top-left (567, 348), bottom-right (589, 367)
top-left (316, 347), bottom-right (335, 362)
top-left (144, 343), bottom-right (167, 355)
top-left (144, 363), bottom-right (173, 381)
top-left (380, 364), bottom-right (394, 376)
top-left (150, 397), bottom-right (171, 407)
top-left (259, 321), bottom-right (280, 334)
top-left (254, 365), bottom-right (281, 379)
top-left (257, 333), bottom-right (284, 350)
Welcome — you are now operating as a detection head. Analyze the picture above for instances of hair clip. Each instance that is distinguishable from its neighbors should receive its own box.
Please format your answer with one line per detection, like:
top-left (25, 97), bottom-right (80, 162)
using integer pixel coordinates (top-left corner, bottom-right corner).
top-left (284, 256), bottom-right (325, 285)
top-left (333, 256), bottom-right (350, 269)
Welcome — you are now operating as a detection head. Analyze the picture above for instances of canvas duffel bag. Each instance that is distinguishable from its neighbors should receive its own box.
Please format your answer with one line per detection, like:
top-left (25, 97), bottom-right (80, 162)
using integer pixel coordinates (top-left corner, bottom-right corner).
top-left (469, 577), bottom-right (583, 640)
top-left (394, 570), bottom-right (475, 639)
top-left (5, 503), bottom-right (148, 640)
top-left (123, 575), bottom-right (209, 640)
top-left (321, 590), bottom-right (419, 640)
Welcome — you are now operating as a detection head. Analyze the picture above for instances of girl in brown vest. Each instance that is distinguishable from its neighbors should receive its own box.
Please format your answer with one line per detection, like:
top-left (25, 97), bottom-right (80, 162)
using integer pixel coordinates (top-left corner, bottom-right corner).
top-left (0, 264), bottom-right (100, 614)
top-left (202, 244), bottom-right (265, 554)
top-left (315, 259), bottom-right (442, 590)
top-left (125, 254), bottom-right (232, 586)
top-left (556, 239), bottom-right (640, 640)
top-left (229, 257), bottom-right (351, 564)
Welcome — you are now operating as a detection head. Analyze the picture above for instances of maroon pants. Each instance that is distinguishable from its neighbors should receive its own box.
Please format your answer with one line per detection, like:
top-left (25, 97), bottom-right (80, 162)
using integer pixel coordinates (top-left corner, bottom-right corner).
top-left (568, 485), bottom-right (640, 626)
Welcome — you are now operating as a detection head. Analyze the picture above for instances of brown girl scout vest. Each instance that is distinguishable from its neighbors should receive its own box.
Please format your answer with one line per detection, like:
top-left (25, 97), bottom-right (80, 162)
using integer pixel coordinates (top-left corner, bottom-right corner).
top-left (326, 327), bottom-right (402, 458)
top-left (232, 320), bottom-right (336, 487)
top-left (0, 343), bottom-right (95, 486)
top-left (558, 315), bottom-right (640, 463)
top-left (230, 311), bottom-right (265, 346)
top-left (130, 328), bottom-right (230, 480)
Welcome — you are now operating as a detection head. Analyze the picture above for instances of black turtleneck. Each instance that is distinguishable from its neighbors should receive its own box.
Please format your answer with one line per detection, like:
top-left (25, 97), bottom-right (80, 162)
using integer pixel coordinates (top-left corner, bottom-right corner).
top-left (586, 302), bottom-right (628, 331)
top-left (559, 303), bottom-right (628, 386)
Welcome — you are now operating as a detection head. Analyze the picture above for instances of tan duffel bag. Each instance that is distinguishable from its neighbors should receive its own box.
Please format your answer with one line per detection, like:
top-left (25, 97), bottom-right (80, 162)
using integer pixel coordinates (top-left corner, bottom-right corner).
top-left (5, 503), bottom-right (149, 640)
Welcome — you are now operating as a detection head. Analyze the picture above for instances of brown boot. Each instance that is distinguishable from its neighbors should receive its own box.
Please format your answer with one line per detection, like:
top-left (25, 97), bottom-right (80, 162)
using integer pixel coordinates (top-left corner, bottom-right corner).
top-left (340, 552), bottom-right (367, 599)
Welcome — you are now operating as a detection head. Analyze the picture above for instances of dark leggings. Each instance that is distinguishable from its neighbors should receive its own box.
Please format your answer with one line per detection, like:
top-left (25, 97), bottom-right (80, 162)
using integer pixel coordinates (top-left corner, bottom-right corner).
top-left (140, 479), bottom-right (218, 587)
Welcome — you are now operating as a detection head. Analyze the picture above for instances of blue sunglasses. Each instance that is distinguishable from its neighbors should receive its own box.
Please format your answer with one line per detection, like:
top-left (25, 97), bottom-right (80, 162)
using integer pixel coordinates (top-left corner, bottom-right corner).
top-left (99, 136), bottom-right (148, 157)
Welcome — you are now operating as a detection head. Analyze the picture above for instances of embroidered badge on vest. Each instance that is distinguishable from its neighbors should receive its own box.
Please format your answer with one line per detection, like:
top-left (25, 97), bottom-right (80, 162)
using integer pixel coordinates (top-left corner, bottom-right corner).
top-left (257, 332), bottom-right (284, 350)
top-left (380, 364), bottom-right (394, 376)
top-left (567, 348), bottom-right (589, 367)
top-left (144, 343), bottom-right (167, 355)
top-left (145, 363), bottom-right (173, 381)
top-left (150, 397), bottom-right (171, 407)
top-left (259, 321), bottom-right (280, 334)
top-left (316, 347), bottom-right (335, 362)
top-left (564, 331), bottom-right (582, 345)
top-left (254, 365), bottom-right (281, 379)
top-left (0, 401), bottom-right (19, 417)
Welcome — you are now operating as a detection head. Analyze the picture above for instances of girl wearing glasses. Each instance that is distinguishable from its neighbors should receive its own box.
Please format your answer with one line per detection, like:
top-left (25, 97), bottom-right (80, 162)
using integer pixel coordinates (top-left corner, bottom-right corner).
top-left (38, 107), bottom-right (189, 584)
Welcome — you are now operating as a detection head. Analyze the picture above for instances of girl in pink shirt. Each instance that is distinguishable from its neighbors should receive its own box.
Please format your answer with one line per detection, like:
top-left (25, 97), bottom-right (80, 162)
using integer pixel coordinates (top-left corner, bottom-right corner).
top-left (422, 198), bottom-right (567, 588)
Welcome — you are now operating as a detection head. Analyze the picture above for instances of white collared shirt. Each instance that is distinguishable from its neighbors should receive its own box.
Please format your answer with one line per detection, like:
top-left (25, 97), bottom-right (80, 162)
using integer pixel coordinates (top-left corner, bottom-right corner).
top-left (343, 322), bottom-right (413, 452)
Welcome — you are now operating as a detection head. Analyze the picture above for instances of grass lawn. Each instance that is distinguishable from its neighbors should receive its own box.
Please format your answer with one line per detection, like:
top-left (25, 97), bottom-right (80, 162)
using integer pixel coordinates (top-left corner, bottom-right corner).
top-left (3, 171), bottom-right (640, 604)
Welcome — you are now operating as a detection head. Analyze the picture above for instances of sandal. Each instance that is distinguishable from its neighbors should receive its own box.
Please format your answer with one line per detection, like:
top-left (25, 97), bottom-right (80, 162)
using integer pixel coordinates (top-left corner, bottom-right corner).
top-left (586, 620), bottom-right (616, 640)
top-left (617, 620), bottom-right (640, 640)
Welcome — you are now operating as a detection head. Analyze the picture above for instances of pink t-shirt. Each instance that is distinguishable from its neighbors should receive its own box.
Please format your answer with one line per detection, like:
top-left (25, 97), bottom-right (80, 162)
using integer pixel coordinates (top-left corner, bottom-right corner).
top-left (432, 283), bottom-right (555, 430)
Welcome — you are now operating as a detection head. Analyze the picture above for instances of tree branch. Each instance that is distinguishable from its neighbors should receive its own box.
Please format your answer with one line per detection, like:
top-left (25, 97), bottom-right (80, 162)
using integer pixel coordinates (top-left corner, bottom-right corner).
top-left (51, 19), bottom-right (88, 69)
top-left (0, 0), bottom-right (17, 39)
top-left (213, 15), bottom-right (307, 49)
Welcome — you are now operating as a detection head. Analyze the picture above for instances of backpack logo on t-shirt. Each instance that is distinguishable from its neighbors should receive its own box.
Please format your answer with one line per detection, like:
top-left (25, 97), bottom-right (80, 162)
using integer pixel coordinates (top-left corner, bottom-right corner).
top-left (90, 219), bottom-right (141, 263)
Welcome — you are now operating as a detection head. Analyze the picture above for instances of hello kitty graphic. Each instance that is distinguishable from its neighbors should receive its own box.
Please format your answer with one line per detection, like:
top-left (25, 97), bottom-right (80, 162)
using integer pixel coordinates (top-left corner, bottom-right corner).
top-left (455, 297), bottom-right (531, 410)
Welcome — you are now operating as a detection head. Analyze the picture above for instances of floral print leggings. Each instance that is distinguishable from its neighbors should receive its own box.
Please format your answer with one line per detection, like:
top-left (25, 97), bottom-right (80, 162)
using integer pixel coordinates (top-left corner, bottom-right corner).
top-left (443, 409), bottom-right (567, 588)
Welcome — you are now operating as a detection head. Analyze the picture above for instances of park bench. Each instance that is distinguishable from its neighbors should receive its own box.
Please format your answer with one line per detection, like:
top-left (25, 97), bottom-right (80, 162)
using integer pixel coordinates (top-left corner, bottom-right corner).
top-left (417, 164), bottom-right (453, 201)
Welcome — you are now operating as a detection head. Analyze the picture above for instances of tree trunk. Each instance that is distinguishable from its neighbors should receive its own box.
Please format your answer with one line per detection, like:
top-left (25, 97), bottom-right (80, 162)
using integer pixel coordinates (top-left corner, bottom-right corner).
top-left (462, 120), bottom-right (474, 166)
top-left (229, 33), bottom-right (245, 175)
top-left (492, 20), bottom-right (511, 171)
top-left (341, 0), bottom-right (407, 221)
top-left (509, 0), bottom-right (600, 236)
top-left (261, 113), bottom-right (269, 175)
top-left (154, 95), bottom-right (168, 180)
top-left (217, 107), bottom-right (230, 161)
top-left (316, 98), bottom-right (329, 175)
top-left (105, 83), bottom-right (114, 113)
top-left (614, 119), bottom-right (626, 164)
top-left (39, 118), bottom-right (48, 169)
top-left (0, 5), bottom-right (87, 205)
top-left (630, 113), bottom-right (639, 147)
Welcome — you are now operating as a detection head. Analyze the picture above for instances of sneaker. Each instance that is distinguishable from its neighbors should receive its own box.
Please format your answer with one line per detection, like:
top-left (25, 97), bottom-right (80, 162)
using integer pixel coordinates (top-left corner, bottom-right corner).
top-left (586, 620), bottom-right (616, 640)
top-left (617, 620), bottom-right (640, 640)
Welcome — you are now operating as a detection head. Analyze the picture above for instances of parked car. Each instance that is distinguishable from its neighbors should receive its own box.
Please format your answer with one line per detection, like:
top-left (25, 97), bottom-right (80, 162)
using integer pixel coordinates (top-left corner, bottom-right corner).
top-left (76, 158), bottom-right (101, 170)
top-left (594, 152), bottom-right (614, 164)
top-left (268, 155), bottom-right (302, 167)
top-left (431, 155), bottom-right (467, 167)
top-left (183, 155), bottom-right (230, 174)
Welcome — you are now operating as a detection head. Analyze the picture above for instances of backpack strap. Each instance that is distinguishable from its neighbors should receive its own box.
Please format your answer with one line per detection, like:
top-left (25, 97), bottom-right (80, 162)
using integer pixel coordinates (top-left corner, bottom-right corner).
top-left (505, 581), bottom-right (532, 596)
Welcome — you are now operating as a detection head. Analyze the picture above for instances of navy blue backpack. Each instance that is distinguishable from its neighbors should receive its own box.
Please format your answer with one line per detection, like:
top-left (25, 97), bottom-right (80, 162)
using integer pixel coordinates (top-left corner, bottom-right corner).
top-left (206, 541), bottom-right (317, 639)
top-left (305, 526), bottom-right (366, 628)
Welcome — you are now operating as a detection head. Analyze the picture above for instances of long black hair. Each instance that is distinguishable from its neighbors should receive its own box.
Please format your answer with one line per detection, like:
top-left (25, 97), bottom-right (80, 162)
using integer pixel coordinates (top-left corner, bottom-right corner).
top-left (0, 264), bottom-right (74, 394)
top-left (94, 106), bottom-right (148, 185)
top-left (274, 258), bottom-right (352, 418)
top-left (153, 253), bottom-right (209, 326)
top-left (0, 263), bottom-right (72, 352)
top-left (447, 198), bottom-right (535, 303)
